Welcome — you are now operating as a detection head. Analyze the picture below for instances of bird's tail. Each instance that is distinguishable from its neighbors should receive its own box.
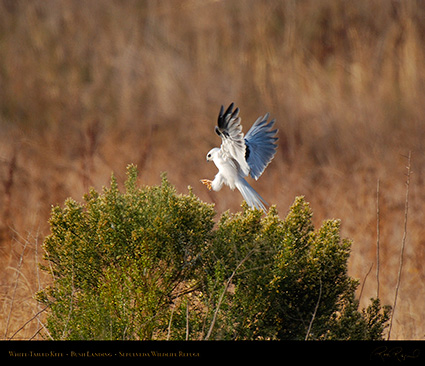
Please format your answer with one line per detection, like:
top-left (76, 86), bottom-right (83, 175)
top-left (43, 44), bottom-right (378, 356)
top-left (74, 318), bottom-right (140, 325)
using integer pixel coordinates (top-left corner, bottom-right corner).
top-left (235, 178), bottom-right (267, 211)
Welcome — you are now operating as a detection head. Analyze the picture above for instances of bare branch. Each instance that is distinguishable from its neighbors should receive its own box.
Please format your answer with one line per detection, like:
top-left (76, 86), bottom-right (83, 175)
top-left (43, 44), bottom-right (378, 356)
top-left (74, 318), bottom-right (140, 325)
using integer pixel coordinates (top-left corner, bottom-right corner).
top-left (204, 251), bottom-right (253, 340)
top-left (359, 262), bottom-right (374, 306)
top-left (4, 234), bottom-right (28, 339)
top-left (8, 305), bottom-right (50, 340)
top-left (305, 279), bottom-right (322, 341)
top-left (185, 299), bottom-right (190, 341)
top-left (376, 178), bottom-right (381, 298)
top-left (387, 151), bottom-right (412, 340)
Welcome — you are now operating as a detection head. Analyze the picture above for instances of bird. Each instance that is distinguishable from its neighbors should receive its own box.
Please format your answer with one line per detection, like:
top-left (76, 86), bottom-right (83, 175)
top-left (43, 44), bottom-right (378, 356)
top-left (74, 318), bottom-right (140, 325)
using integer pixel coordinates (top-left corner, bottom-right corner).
top-left (201, 102), bottom-right (278, 211)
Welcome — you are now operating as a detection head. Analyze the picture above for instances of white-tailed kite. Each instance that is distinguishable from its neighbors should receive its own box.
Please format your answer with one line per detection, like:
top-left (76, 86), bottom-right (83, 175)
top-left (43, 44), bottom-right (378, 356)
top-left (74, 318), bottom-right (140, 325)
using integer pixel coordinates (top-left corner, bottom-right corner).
top-left (201, 103), bottom-right (278, 211)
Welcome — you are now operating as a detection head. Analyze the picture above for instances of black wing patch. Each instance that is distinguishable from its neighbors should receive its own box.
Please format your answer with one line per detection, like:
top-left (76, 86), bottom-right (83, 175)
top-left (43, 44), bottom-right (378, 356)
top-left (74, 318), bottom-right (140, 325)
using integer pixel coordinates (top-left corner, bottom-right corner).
top-left (215, 103), bottom-right (239, 138)
top-left (245, 142), bottom-right (251, 160)
top-left (214, 102), bottom-right (251, 176)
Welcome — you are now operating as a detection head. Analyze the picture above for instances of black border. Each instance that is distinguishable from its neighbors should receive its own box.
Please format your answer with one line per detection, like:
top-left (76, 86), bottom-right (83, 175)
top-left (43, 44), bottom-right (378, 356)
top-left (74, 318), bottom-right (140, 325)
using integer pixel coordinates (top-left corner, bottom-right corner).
top-left (2, 340), bottom-right (424, 364)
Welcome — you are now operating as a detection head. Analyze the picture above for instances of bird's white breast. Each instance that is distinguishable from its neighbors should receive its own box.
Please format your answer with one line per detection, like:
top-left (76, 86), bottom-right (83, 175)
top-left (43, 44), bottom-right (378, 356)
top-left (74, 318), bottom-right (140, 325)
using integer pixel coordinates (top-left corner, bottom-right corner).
top-left (213, 152), bottom-right (239, 190)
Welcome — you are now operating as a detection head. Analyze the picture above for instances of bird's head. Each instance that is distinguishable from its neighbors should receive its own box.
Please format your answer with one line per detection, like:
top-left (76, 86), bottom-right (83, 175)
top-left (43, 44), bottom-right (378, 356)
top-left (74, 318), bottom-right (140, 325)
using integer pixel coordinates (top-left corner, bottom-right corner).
top-left (206, 148), bottom-right (220, 162)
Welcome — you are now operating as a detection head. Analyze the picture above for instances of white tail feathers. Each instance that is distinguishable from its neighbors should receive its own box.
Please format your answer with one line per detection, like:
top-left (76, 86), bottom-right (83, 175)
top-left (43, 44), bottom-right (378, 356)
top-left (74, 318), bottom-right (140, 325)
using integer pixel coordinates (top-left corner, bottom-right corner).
top-left (235, 178), bottom-right (267, 211)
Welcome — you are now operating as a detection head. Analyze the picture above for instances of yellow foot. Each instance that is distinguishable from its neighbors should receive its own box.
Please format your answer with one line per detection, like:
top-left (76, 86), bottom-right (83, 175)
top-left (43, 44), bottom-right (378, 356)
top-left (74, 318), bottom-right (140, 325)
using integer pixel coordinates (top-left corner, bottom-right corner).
top-left (200, 179), bottom-right (212, 191)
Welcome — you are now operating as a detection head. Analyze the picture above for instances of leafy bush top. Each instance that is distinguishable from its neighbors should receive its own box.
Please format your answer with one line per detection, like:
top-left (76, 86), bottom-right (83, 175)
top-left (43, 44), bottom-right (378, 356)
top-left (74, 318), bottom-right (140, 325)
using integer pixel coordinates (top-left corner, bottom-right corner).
top-left (37, 165), bottom-right (390, 340)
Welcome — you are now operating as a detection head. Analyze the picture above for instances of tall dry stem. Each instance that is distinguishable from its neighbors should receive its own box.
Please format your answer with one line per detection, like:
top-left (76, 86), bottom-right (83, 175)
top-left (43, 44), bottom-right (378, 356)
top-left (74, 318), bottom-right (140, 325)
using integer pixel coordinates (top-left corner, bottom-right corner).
top-left (376, 179), bottom-right (381, 298)
top-left (4, 234), bottom-right (28, 339)
top-left (305, 279), bottom-right (322, 341)
top-left (358, 262), bottom-right (374, 306)
top-left (204, 251), bottom-right (253, 340)
top-left (387, 151), bottom-right (412, 340)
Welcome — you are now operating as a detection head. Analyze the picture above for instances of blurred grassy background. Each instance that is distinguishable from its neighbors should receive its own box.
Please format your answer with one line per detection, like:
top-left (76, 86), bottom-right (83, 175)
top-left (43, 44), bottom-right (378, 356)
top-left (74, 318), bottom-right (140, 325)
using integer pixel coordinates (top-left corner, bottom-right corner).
top-left (1, 0), bottom-right (425, 339)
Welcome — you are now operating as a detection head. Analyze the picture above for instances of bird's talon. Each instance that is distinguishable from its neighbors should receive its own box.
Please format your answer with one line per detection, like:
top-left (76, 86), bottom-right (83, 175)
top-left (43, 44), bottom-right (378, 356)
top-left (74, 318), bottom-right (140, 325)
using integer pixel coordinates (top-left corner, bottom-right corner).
top-left (200, 179), bottom-right (212, 191)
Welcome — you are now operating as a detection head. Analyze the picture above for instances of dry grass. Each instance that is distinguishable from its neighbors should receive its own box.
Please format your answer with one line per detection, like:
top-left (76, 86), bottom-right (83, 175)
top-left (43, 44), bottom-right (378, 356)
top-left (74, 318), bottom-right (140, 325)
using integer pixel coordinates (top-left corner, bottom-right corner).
top-left (1, 0), bottom-right (425, 339)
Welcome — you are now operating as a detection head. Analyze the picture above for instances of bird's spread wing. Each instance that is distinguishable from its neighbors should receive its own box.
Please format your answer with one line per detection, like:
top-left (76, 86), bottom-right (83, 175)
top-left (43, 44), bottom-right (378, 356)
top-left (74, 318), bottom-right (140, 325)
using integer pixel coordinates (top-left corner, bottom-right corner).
top-left (244, 114), bottom-right (278, 180)
top-left (215, 103), bottom-right (250, 176)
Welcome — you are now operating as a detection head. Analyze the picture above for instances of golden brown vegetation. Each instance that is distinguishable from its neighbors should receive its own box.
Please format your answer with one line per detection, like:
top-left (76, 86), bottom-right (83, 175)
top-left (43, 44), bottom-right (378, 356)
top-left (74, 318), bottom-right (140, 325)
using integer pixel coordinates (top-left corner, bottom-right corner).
top-left (1, 0), bottom-right (425, 339)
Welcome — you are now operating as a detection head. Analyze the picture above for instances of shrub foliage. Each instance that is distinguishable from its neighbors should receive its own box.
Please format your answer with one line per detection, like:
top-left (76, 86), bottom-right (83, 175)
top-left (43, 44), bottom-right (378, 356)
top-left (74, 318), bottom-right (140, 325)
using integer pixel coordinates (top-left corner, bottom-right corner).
top-left (37, 165), bottom-right (390, 340)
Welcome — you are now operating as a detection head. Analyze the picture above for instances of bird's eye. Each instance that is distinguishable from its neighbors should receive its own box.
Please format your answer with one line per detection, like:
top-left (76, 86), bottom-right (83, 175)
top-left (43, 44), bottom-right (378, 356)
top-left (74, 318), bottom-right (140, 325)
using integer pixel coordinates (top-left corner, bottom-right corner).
top-left (207, 153), bottom-right (211, 158)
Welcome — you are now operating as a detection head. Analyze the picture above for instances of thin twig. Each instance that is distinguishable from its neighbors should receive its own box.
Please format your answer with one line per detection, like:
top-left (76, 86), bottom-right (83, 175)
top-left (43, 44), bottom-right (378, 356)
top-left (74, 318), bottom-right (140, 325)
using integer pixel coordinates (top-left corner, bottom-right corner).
top-left (387, 151), bottom-right (412, 340)
top-left (185, 298), bottom-right (190, 341)
top-left (358, 262), bottom-right (374, 306)
top-left (8, 305), bottom-right (51, 340)
top-left (166, 305), bottom-right (175, 340)
top-left (34, 226), bottom-right (43, 339)
top-left (4, 235), bottom-right (29, 339)
top-left (62, 242), bottom-right (76, 339)
top-left (376, 179), bottom-right (381, 299)
top-left (305, 279), bottom-right (322, 341)
top-left (204, 251), bottom-right (253, 340)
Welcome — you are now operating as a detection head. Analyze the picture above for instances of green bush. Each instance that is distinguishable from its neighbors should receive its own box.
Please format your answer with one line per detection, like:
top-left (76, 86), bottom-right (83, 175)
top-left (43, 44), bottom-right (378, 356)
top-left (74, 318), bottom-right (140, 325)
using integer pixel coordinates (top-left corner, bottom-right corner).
top-left (37, 165), bottom-right (390, 340)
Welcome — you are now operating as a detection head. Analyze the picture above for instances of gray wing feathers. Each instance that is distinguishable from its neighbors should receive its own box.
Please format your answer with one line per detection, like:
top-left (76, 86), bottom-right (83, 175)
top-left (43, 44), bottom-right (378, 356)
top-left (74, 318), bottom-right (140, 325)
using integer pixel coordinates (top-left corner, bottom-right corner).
top-left (244, 114), bottom-right (278, 180)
